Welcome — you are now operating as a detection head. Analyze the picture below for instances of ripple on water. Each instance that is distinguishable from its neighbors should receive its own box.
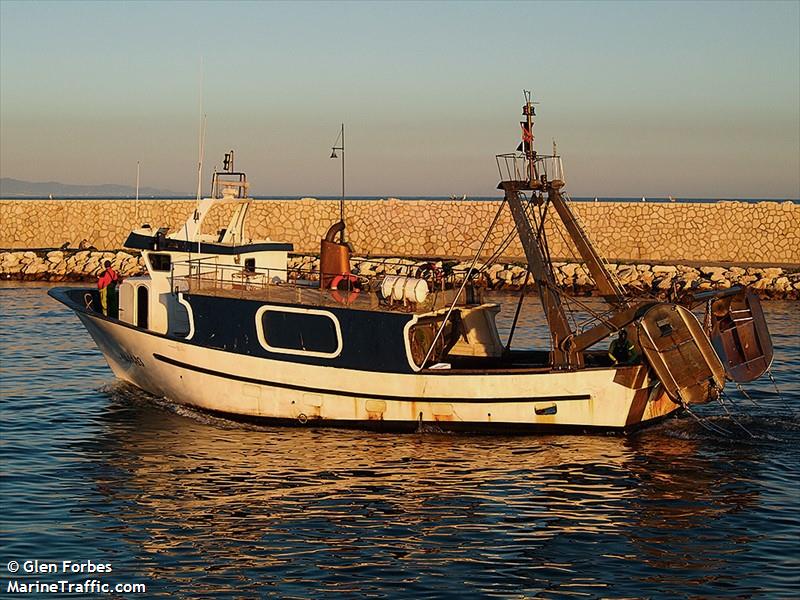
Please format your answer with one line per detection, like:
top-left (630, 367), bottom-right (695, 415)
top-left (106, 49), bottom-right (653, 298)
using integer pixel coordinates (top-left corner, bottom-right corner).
top-left (1, 284), bottom-right (799, 598)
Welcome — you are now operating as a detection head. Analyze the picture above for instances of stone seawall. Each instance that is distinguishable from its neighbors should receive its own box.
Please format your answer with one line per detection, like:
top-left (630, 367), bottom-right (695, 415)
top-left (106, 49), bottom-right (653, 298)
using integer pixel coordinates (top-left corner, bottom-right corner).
top-left (1, 198), bottom-right (798, 265)
top-left (3, 250), bottom-right (798, 300)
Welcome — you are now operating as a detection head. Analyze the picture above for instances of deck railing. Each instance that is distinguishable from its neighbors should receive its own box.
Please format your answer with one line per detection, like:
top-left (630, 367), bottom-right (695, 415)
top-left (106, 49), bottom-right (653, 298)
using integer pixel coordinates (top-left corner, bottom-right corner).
top-left (169, 256), bottom-right (483, 313)
top-left (495, 153), bottom-right (565, 189)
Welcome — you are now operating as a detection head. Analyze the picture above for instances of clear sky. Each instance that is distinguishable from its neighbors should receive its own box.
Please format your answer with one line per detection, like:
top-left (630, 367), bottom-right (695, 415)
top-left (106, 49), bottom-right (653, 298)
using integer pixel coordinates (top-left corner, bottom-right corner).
top-left (1, 0), bottom-right (798, 198)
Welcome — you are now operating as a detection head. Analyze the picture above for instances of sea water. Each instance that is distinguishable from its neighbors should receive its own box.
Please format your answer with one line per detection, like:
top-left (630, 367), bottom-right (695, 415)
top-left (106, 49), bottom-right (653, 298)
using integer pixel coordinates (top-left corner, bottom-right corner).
top-left (1, 283), bottom-right (798, 598)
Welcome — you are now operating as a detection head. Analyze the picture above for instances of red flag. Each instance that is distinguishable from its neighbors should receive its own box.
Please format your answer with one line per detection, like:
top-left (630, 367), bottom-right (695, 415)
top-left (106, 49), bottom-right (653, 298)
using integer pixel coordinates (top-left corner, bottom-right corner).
top-left (520, 122), bottom-right (534, 143)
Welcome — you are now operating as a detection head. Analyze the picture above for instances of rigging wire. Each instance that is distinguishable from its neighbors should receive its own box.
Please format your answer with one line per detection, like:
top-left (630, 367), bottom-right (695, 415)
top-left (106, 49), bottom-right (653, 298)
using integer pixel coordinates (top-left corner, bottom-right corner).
top-left (505, 270), bottom-right (531, 350)
top-left (472, 192), bottom-right (621, 342)
top-left (514, 193), bottom-right (582, 333)
top-left (734, 381), bottom-right (763, 408)
top-left (682, 402), bottom-right (733, 437)
top-left (543, 286), bottom-right (619, 332)
top-left (563, 192), bottom-right (628, 294)
top-left (474, 225), bottom-right (518, 275)
top-left (717, 390), bottom-right (755, 438)
top-left (527, 193), bottom-right (580, 340)
top-left (767, 369), bottom-right (796, 416)
top-left (544, 201), bottom-right (588, 330)
top-left (420, 197), bottom-right (508, 368)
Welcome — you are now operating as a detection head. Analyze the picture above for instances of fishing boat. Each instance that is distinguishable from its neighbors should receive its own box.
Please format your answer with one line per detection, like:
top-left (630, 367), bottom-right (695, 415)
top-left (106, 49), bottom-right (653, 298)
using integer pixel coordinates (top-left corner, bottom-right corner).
top-left (49, 95), bottom-right (775, 433)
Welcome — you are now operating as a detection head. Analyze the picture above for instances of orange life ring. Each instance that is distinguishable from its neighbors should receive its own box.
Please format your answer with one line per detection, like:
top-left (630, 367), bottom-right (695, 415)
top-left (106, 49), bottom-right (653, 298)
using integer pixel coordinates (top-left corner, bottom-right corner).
top-left (330, 274), bottom-right (360, 304)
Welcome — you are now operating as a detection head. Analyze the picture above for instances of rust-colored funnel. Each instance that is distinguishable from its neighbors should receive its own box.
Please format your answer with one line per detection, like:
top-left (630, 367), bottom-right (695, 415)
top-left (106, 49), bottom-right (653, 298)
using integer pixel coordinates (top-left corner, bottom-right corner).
top-left (320, 221), bottom-right (351, 289)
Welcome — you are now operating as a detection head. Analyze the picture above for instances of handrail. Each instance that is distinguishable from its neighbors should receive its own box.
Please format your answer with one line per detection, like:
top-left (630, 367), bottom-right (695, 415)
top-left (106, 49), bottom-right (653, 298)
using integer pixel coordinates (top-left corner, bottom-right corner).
top-left (495, 153), bottom-right (565, 188)
top-left (169, 256), bottom-right (482, 313)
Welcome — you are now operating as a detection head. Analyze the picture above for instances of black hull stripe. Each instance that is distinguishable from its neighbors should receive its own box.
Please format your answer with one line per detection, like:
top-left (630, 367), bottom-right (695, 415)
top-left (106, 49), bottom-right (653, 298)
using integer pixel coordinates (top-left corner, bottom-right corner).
top-left (124, 231), bottom-right (293, 254)
top-left (152, 353), bottom-right (592, 404)
top-left (190, 407), bottom-right (683, 435)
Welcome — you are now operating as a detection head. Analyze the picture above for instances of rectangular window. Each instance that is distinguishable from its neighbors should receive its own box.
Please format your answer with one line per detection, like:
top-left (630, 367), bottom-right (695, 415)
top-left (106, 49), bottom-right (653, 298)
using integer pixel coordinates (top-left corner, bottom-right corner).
top-left (257, 307), bottom-right (341, 357)
top-left (244, 258), bottom-right (256, 273)
top-left (149, 253), bottom-right (171, 272)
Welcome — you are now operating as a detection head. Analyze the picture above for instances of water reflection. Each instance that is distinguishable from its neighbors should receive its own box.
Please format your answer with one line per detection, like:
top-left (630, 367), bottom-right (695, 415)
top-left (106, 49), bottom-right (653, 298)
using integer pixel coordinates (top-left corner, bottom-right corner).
top-left (72, 381), bottom-right (785, 598)
top-left (2, 284), bottom-right (798, 598)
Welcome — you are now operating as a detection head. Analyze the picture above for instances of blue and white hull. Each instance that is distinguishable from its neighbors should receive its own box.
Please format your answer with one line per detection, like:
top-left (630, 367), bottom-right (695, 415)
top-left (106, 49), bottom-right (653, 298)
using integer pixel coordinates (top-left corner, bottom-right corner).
top-left (51, 287), bottom-right (680, 434)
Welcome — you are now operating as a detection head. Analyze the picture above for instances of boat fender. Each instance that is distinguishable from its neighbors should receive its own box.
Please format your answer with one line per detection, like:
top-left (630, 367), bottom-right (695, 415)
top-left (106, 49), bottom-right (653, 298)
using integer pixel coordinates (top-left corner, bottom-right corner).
top-left (330, 274), bottom-right (361, 304)
top-left (380, 275), bottom-right (429, 304)
top-left (297, 413), bottom-right (308, 425)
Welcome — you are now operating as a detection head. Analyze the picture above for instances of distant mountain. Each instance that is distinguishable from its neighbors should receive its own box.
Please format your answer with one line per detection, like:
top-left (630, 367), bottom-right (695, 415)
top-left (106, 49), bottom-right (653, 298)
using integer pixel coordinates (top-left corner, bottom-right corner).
top-left (0, 177), bottom-right (182, 198)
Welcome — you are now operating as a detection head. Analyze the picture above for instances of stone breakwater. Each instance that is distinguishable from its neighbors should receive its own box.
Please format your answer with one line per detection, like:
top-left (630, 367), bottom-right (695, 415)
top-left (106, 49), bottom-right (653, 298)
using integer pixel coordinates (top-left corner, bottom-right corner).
top-left (1, 198), bottom-right (798, 265)
top-left (3, 250), bottom-right (798, 299)
top-left (1, 250), bottom-right (145, 281)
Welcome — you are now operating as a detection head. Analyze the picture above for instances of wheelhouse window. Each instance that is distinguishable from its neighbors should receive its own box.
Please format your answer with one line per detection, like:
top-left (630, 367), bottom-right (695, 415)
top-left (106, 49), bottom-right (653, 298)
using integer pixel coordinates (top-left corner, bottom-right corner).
top-left (148, 253), bottom-right (171, 272)
top-left (256, 307), bottom-right (342, 358)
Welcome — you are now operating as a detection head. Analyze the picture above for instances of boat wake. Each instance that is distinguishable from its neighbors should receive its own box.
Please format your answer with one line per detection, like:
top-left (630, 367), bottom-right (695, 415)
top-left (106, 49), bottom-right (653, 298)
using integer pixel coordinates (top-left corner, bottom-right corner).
top-left (99, 381), bottom-right (278, 432)
top-left (655, 409), bottom-right (800, 443)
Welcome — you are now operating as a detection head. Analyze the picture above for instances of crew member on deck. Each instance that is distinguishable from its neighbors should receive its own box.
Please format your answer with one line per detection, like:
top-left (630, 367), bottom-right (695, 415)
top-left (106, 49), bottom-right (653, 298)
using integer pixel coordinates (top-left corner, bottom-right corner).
top-left (608, 329), bottom-right (639, 365)
top-left (97, 260), bottom-right (121, 317)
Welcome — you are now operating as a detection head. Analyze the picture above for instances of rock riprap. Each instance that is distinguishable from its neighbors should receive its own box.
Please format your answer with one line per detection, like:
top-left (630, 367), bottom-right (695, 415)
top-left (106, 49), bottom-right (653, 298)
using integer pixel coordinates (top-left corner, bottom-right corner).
top-left (1, 250), bottom-right (145, 281)
top-left (3, 250), bottom-right (797, 299)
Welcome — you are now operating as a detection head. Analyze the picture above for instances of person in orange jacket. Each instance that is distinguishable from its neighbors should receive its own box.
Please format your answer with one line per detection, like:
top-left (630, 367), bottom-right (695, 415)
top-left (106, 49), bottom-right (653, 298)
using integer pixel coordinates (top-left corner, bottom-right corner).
top-left (97, 260), bottom-right (121, 317)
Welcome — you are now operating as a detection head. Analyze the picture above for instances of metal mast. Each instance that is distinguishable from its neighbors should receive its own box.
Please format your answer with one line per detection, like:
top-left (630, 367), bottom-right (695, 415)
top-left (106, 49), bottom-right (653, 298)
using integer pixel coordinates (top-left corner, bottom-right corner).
top-left (497, 92), bottom-right (630, 368)
top-left (503, 181), bottom-right (577, 367)
top-left (330, 124), bottom-right (346, 243)
top-left (498, 92), bottom-right (578, 368)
